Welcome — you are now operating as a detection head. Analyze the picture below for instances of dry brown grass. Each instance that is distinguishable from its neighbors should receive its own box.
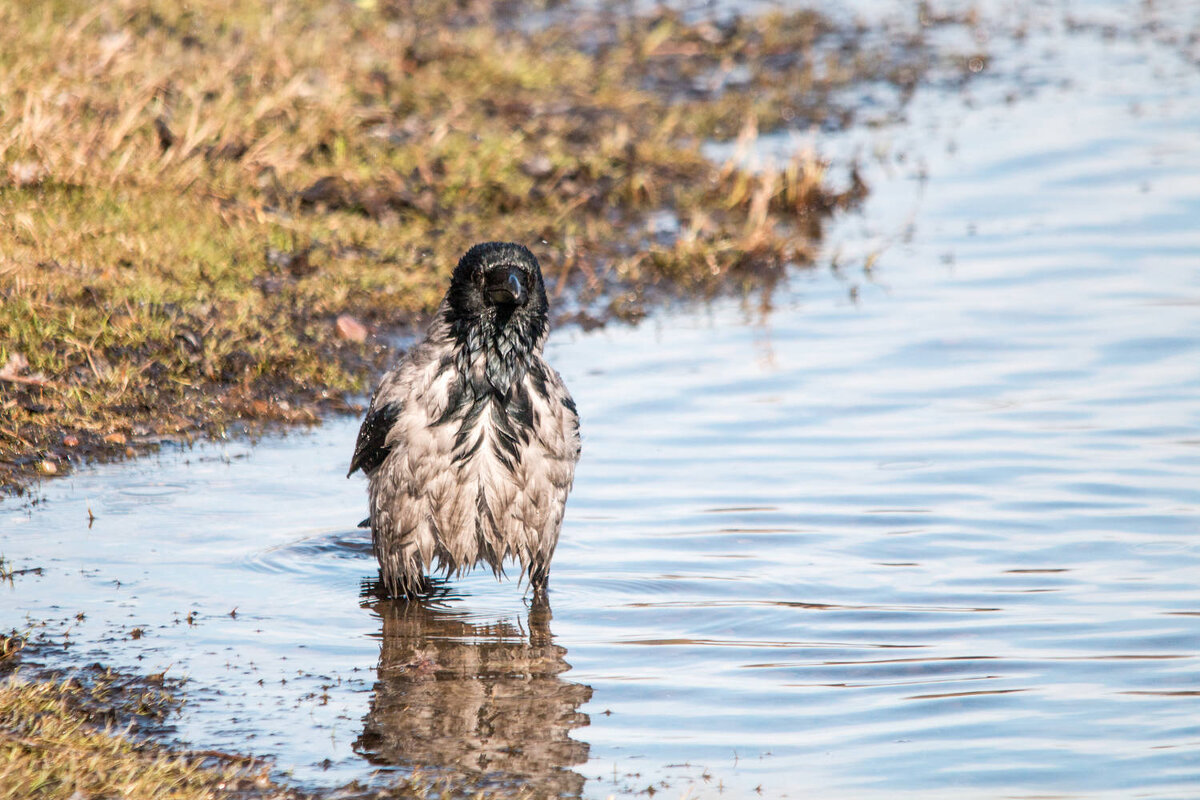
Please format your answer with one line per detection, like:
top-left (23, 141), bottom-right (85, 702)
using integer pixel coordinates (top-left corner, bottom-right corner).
top-left (0, 0), bottom-right (968, 490)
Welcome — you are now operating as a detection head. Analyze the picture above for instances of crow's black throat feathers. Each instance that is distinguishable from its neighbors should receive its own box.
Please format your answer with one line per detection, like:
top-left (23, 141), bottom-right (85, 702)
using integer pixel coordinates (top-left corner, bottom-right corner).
top-left (432, 243), bottom-right (552, 474)
top-left (442, 242), bottom-right (549, 402)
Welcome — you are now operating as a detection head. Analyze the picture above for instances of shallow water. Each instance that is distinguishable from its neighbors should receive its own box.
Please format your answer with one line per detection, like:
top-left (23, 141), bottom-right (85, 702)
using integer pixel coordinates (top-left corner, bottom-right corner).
top-left (3, 3), bottom-right (1200, 798)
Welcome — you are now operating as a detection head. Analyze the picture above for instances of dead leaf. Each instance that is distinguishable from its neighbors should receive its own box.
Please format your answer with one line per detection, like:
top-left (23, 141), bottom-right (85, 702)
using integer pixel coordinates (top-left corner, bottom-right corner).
top-left (0, 352), bottom-right (28, 377)
top-left (8, 162), bottom-right (46, 188)
top-left (0, 352), bottom-right (48, 386)
top-left (335, 314), bottom-right (368, 343)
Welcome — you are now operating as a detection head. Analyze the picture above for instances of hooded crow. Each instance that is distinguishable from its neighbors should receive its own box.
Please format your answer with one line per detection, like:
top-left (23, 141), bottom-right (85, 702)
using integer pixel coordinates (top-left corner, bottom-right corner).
top-left (348, 242), bottom-right (580, 598)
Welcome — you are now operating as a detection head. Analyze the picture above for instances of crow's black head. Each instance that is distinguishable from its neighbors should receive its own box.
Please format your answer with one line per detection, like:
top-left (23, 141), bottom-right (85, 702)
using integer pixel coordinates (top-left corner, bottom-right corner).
top-left (442, 242), bottom-right (551, 397)
top-left (445, 242), bottom-right (549, 329)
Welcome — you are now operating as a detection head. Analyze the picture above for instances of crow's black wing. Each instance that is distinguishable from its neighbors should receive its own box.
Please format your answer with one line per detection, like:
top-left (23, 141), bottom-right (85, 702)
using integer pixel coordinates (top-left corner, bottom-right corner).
top-left (347, 401), bottom-right (402, 477)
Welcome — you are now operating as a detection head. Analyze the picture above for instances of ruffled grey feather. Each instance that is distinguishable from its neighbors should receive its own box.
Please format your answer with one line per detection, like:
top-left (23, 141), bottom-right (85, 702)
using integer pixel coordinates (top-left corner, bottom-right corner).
top-left (349, 243), bottom-right (580, 597)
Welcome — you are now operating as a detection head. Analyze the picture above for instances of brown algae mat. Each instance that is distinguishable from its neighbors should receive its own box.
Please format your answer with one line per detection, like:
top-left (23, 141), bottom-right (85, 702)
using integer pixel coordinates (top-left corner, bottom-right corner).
top-left (0, 0), bottom-right (986, 492)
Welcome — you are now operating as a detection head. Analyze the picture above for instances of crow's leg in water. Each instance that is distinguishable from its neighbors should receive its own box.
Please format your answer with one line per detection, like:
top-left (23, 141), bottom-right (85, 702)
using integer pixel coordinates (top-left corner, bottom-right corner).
top-left (529, 564), bottom-right (551, 604)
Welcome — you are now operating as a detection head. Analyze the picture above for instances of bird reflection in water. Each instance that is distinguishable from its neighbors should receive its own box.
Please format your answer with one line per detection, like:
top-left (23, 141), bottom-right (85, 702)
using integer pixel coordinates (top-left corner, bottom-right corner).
top-left (356, 593), bottom-right (592, 795)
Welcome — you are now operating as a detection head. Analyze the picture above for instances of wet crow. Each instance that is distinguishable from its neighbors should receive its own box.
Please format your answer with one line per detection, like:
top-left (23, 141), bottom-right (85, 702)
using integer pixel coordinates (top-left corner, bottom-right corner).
top-left (348, 243), bottom-right (580, 598)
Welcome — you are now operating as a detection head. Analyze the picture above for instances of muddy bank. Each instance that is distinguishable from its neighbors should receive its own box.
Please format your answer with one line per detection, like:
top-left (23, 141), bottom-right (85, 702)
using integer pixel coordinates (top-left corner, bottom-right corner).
top-left (0, 0), bottom-right (984, 493)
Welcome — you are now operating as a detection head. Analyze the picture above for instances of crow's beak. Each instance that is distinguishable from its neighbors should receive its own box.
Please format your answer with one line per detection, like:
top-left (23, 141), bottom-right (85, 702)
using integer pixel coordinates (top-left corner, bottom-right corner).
top-left (486, 267), bottom-right (525, 306)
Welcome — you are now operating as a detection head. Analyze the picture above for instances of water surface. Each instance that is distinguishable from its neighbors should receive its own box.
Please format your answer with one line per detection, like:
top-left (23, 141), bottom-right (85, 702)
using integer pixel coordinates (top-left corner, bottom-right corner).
top-left (3, 4), bottom-right (1200, 798)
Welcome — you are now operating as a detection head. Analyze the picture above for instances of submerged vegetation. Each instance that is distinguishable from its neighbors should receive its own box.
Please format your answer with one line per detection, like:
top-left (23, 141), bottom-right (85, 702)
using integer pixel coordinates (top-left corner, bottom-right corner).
top-left (0, 0), bottom-right (980, 491)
